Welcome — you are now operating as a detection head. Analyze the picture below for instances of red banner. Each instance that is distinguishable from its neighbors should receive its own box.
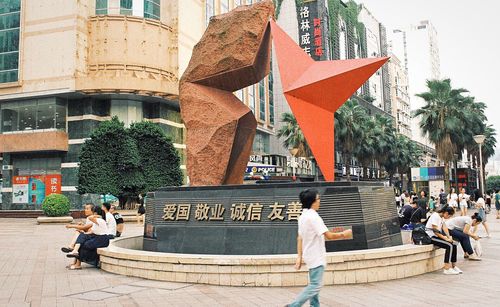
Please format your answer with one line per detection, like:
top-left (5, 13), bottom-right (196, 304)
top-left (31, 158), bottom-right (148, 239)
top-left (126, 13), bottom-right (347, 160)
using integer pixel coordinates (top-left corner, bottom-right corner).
top-left (45, 174), bottom-right (62, 196)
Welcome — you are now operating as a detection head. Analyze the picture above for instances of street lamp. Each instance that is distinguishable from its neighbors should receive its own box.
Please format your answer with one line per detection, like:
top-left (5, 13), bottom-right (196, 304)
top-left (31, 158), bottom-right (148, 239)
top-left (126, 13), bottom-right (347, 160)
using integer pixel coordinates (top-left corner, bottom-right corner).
top-left (473, 135), bottom-right (486, 196)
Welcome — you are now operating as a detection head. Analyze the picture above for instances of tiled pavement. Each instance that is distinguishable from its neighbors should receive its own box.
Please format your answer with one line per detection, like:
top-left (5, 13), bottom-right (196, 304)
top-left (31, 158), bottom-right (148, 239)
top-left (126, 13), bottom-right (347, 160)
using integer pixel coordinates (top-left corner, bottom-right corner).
top-left (1, 215), bottom-right (500, 307)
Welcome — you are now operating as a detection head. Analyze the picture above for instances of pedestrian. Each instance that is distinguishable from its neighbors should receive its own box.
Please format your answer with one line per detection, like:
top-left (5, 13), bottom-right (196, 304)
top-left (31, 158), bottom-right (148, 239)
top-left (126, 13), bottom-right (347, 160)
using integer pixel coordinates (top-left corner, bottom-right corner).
top-left (426, 206), bottom-right (461, 275)
top-left (417, 190), bottom-right (428, 213)
top-left (428, 196), bottom-right (436, 212)
top-left (395, 192), bottom-right (401, 210)
top-left (403, 191), bottom-right (411, 206)
top-left (485, 192), bottom-right (492, 213)
top-left (473, 193), bottom-right (491, 238)
top-left (458, 188), bottom-right (469, 216)
top-left (495, 189), bottom-right (500, 219)
top-left (110, 203), bottom-right (125, 237)
top-left (137, 194), bottom-right (146, 224)
top-left (438, 188), bottom-right (447, 209)
top-left (445, 213), bottom-right (482, 260)
top-left (447, 187), bottom-right (458, 213)
top-left (410, 198), bottom-right (426, 225)
top-left (288, 189), bottom-right (352, 307)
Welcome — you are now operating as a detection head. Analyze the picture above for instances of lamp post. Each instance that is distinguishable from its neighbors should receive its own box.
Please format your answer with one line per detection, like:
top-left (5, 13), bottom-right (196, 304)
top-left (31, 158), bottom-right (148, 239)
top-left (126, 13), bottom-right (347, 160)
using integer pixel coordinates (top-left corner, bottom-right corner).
top-left (473, 135), bottom-right (486, 196)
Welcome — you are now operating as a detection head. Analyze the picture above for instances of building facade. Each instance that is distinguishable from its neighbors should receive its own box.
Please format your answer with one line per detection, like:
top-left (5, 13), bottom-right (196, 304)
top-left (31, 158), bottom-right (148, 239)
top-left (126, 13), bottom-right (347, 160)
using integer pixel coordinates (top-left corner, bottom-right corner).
top-left (391, 21), bottom-right (440, 153)
top-left (0, 0), bottom-right (278, 210)
top-left (387, 53), bottom-right (411, 138)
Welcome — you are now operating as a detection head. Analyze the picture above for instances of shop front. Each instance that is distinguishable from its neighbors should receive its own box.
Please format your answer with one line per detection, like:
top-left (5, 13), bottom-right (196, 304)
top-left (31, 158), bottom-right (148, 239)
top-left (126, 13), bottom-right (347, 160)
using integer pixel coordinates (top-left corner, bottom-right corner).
top-left (411, 166), bottom-right (449, 198)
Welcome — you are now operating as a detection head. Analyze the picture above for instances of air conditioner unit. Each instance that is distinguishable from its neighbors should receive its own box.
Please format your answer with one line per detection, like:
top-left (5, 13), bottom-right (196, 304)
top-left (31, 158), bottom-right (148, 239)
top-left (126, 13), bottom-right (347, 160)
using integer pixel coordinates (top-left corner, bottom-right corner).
top-left (2, 165), bottom-right (13, 171)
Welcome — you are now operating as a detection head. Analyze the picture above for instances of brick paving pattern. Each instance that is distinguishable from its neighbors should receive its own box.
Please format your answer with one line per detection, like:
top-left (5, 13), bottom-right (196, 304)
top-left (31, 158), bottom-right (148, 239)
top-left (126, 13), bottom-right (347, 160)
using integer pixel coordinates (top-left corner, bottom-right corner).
top-left (1, 215), bottom-right (499, 307)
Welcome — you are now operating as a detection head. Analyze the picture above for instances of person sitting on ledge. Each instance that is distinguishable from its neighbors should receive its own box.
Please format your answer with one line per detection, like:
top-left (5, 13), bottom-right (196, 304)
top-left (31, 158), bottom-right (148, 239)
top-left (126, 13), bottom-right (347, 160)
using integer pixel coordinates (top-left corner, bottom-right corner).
top-left (61, 203), bottom-right (94, 253)
top-left (287, 189), bottom-right (352, 307)
top-left (101, 202), bottom-right (117, 239)
top-left (426, 206), bottom-right (461, 275)
top-left (445, 213), bottom-right (482, 261)
top-left (65, 206), bottom-right (110, 270)
top-left (110, 203), bottom-right (124, 237)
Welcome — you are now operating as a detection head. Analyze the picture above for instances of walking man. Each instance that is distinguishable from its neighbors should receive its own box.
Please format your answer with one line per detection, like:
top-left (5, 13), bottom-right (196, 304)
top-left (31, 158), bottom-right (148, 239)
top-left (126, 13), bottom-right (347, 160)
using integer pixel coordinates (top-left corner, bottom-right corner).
top-left (288, 189), bottom-right (353, 307)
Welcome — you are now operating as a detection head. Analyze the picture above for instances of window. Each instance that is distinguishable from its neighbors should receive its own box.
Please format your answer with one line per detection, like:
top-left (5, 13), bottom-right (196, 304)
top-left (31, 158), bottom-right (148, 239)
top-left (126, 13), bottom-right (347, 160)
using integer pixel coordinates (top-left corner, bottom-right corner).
top-left (0, 98), bottom-right (67, 132)
top-left (0, 0), bottom-right (20, 84)
top-left (252, 131), bottom-right (270, 153)
top-left (258, 80), bottom-right (266, 121)
top-left (95, 0), bottom-right (107, 14)
top-left (206, 0), bottom-right (214, 25)
top-left (235, 0), bottom-right (242, 6)
top-left (248, 85), bottom-right (255, 114)
top-left (268, 69), bottom-right (274, 125)
top-left (221, 0), bottom-right (229, 13)
top-left (120, 0), bottom-right (133, 16)
top-left (110, 100), bottom-right (143, 127)
top-left (235, 89), bottom-right (243, 101)
top-left (144, 0), bottom-right (160, 20)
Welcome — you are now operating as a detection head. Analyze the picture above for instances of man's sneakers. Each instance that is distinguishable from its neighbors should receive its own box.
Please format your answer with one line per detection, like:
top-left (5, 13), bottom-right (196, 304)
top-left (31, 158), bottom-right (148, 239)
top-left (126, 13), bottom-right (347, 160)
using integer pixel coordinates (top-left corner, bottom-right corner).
top-left (443, 268), bottom-right (460, 275)
top-left (468, 253), bottom-right (482, 261)
top-left (453, 266), bottom-right (463, 274)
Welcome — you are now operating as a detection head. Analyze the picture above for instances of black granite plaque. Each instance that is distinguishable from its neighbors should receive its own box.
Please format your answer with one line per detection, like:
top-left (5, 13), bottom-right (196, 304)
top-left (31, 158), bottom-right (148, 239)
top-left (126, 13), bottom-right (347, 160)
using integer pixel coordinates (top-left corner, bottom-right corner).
top-left (143, 182), bottom-right (402, 255)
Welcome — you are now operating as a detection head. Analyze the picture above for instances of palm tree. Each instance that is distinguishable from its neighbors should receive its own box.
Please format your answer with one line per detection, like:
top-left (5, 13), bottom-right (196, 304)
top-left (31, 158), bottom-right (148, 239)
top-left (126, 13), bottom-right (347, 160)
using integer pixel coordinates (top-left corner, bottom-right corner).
top-left (276, 112), bottom-right (312, 157)
top-left (335, 100), bottom-right (368, 181)
top-left (414, 79), bottom-right (467, 184)
top-left (354, 116), bottom-right (377, 179)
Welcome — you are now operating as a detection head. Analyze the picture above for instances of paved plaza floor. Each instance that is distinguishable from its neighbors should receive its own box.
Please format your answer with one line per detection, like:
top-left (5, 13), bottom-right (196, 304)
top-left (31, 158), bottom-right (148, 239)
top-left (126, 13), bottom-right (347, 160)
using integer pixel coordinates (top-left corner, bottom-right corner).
top-left (1, 214), bottom-right (500, 307)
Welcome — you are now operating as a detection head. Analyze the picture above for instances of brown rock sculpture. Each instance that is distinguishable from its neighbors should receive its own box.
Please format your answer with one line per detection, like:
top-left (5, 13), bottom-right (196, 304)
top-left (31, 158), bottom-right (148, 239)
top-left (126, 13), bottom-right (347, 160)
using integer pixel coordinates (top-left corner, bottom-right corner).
top-left (180, 1), bottom-right (274, 186)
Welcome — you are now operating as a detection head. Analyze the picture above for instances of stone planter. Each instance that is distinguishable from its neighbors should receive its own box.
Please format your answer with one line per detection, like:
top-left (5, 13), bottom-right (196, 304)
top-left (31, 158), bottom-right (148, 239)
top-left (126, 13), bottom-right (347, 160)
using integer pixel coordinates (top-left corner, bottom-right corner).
top-left (36, 216), bottom-right (73, 224)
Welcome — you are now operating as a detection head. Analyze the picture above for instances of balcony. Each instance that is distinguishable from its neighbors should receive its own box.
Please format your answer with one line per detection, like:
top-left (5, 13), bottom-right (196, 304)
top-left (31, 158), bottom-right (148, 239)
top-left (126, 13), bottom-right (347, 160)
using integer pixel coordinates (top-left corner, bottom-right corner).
top-left (76, 15), bottom-right (178, 99)
top-left (0, 130), bottom-right (68, 153)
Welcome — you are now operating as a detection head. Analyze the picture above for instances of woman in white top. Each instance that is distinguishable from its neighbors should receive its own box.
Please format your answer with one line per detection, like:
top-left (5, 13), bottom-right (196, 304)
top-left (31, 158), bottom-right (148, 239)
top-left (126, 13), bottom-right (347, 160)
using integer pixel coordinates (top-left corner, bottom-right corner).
top-left (66, 206), bottom-right (110, 269)
top-left (458, 188), bottom-right (469, 216)
top-left (473, 194), bottom-right (491, 238)
top-left (445, 213), bottom-right (482, 260)
top-left (447, 188), bottom-right (458, 211)
top-left (425, 206), bottom-right (461, 275)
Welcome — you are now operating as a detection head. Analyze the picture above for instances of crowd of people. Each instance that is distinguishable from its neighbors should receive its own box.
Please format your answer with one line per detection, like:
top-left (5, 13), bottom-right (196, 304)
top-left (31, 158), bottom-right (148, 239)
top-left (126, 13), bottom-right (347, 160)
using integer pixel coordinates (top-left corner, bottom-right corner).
top-left (62, 202), bottom-right (124, 270)
top-left (397, 187), bottom-right (495, 275)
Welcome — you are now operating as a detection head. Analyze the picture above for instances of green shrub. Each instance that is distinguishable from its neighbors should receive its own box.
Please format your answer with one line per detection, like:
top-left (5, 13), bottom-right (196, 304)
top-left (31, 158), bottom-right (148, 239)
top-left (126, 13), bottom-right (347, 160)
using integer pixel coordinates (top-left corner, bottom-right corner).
top-left (42, 194), bottom-right (71, 217)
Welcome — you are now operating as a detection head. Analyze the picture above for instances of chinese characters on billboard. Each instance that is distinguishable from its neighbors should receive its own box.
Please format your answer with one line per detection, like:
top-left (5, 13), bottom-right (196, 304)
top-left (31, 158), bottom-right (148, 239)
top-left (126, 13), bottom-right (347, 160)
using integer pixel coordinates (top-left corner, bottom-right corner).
top-left (12, 174), bottom-right (62, 205)
top-left (298, 0), bottom-right (325, 61)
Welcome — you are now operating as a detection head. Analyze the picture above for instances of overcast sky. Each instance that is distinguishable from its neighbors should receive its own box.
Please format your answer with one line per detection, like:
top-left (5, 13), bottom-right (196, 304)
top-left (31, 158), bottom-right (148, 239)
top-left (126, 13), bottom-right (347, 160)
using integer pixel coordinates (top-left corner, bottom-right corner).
top-left (359, 0), bottom-right (500, 158)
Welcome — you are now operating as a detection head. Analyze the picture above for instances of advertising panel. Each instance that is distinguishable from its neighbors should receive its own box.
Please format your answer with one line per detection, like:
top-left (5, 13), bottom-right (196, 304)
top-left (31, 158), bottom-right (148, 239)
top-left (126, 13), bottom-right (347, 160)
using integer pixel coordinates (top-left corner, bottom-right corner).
top-left (12, 176), bottom-right (29, 204)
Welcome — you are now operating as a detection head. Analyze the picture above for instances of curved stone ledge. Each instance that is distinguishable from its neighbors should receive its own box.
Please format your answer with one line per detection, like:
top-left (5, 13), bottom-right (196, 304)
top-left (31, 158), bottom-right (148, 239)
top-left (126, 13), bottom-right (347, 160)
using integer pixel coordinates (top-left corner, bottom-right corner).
top-left (98, 236), bottom-right (445, 287)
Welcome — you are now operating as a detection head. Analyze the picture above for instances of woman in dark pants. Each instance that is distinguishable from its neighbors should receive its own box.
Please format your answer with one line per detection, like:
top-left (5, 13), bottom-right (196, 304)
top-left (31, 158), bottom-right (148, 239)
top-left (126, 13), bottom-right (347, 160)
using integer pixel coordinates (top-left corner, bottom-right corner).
top-left (425, 206), bottom-right (461, 275)
top-left (66, 207), bottom-right (110, 270)
top-left (445, 213), bottom-right (482, 260)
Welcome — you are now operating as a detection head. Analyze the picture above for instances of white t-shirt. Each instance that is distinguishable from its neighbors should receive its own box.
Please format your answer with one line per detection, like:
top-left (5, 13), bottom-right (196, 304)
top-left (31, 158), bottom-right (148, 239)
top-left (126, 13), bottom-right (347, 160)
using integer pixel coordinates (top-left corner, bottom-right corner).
top-left (476, 197), bottom-right (485, 209)
top-left (448, 193), bottom-right (458, 207)
top-left (105, 212), bottom-right (117, 236)
top-left (425, 212), bottom-right (443, 237)
top-left (458, 193), bottom-right (469, 208)
top-left (84, 217), bottom-right (92, 226)
top-left (446, 216), bottom-right (472, 231)
top-left (91, 218), bottom-right (110, 235)
top-left (298, 209), bottom-right (328, 269)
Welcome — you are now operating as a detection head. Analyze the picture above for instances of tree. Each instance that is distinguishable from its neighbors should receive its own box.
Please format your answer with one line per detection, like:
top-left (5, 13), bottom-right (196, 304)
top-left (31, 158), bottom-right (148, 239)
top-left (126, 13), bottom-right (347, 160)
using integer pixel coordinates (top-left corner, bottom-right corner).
top-left (78, 117), bottom-right (182, 206)
top-left (128, 121), bottom-right (183, 192)
top-left (335, 100), bottom-right (368, 181)
top-left (414, 79), bottom-right (467, 186)
top-left (277, 112), bottom-right (312, 157)
top-left (487, 176), bottom-right (500, 192)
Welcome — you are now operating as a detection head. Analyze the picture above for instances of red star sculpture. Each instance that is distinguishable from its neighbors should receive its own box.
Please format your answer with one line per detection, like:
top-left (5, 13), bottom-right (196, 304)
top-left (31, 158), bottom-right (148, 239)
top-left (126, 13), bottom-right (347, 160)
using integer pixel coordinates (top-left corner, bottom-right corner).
top-left (270, 20), bottom-right (389, 181)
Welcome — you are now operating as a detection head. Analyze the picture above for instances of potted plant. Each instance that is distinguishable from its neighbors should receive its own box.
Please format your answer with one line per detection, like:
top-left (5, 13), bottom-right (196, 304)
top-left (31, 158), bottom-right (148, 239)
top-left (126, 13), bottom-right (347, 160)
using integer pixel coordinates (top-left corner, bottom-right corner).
top-left (37, 194), bottom-right (74, 224)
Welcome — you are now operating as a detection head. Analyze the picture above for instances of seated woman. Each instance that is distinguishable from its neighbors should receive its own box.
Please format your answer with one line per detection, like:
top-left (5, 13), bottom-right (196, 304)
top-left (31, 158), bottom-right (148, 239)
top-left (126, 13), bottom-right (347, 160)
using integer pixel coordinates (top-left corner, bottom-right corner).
top-left (61, 203), bottom-right (94, 253)
top-left (66, 206), bottom-right (110, 270)
top-left (110, 204), bottom-right (124, 237)
top-left (445, 213), bottom-right (482, 260)
top-left (425, 206), bottom-right (461, 275)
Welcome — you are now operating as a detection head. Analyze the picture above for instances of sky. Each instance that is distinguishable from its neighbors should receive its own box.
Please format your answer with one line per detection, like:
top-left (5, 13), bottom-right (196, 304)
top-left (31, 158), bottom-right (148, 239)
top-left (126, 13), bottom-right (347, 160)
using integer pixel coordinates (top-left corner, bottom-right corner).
top-left (358, 0), bottom-right (500, 159)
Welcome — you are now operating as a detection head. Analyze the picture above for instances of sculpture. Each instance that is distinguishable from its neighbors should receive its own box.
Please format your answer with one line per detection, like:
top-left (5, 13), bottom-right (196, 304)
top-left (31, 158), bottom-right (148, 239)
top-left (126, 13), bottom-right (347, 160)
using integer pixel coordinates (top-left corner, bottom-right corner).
top-left (270, 20), bottom-right (388, 181)
top-left (179, 1), bottom-right (274, 186)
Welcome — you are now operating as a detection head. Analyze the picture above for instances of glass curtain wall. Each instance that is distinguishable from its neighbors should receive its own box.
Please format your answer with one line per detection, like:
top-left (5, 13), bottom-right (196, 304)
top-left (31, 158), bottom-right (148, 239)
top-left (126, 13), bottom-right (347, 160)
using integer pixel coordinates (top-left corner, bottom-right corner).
top-left (95, 0), bottom-right (160, 20)
top-left (258, 80), bottom-right (266, 121)
top-left (0, 98), bottom-right (67, 133)
top-left (144, 0), bottom-right (160, 19)
top-left (0, 0), bottom-right (21, 83)
top-left (95, 0), bottom-right (108, 14)
top-left (120, 0), bottom-right (133, 15)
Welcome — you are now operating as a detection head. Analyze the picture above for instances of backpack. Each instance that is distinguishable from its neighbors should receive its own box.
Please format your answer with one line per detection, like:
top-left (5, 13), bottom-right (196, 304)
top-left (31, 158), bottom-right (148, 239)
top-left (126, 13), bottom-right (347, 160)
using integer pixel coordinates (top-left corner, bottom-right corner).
top-left (411, 224), bottom-right (432, 245)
